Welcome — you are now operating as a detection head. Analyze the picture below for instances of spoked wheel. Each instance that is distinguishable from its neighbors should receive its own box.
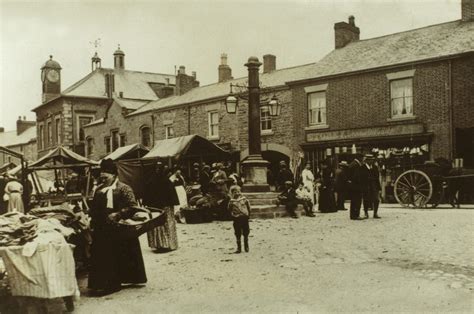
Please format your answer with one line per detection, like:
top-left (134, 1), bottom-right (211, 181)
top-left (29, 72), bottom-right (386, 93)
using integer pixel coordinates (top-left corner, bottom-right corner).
top-left (394, 170), bottom-right (433, 208)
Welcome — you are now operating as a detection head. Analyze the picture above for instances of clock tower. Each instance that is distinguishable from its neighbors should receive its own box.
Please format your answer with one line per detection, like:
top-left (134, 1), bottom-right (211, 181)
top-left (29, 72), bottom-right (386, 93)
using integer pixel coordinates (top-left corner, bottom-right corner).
top-left (41, 55), bottom-right (62, 103)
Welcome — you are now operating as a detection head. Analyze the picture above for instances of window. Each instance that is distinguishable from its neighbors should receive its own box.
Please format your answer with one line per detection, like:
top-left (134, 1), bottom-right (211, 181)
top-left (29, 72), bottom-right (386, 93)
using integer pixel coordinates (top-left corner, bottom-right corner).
top-left (390, 78), bottom-right (413, 118)
top-left (104, 136), bottom-right (111, 153)
top-left (86, 137), bottom-right (93, 156)
top-left (140, 126), bottom-right (151, 147)
top-left (78, 115), bottom-right (94, 141)
top-left (47, 120), bottom-right (52, 147)
top-left (165, 125), bottom-right (174, 139)
top-left (38, 124), bottom-right (44, 150)
top-left (208, 111), bottom-right (219, 138)
top-left (308, 91), bottom-right (326, 125)
top-left (111, 130), bottom-right (119, 151)
top-left (55, 117), bottom-right (61, 144)
top-left (260, 107), bottom-right (272, 132)
top-left (120, 134), bottom-right (126, 147)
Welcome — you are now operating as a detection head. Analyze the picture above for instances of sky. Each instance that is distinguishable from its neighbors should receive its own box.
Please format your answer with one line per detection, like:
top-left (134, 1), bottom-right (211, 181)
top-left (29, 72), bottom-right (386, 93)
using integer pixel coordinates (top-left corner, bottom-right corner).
top-left (0, 0), bottom-right (462, 131)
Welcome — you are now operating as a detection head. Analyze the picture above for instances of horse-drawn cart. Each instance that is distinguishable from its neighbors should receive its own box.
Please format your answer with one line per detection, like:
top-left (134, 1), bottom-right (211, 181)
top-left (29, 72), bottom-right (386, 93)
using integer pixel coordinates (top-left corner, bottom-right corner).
top-left (393, 161), bottom-right (474, 208)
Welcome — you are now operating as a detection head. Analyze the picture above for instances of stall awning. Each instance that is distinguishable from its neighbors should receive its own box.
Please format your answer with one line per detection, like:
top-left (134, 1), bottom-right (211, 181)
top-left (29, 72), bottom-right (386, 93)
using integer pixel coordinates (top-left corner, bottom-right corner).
top-left (103, 143), bottom-right (150, 161)
top-left (143, 135), bottom-right (229, 159)
top-left (28, 146), bottom-right (98, 170)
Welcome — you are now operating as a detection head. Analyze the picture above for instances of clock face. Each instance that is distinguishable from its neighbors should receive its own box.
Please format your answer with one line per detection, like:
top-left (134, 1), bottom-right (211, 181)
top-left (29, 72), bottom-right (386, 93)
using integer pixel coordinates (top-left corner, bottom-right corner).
top-left (47, 70), bottom-right (60, 83)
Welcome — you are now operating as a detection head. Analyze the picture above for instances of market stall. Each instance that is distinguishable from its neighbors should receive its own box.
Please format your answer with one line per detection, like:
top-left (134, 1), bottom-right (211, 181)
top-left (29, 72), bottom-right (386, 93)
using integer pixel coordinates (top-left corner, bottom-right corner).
top-left (103, 143), bottom-right (150, 161)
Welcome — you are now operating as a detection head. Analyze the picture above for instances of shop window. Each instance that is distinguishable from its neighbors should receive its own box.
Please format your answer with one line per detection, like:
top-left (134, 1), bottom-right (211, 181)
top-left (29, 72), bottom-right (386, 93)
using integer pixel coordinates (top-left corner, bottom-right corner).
top-left (390, 78), bottom-right (413, 118)
top-left (140, 126), bottom-right (151, 147)
top-left (260, 107), bottom-right (272, 132)
top-left (165, 125), bottom-right (174, 139)
top-left (208, 111), bottom-right (219, 138)
top-left (104, 136), bottom-right (111, 153)
top-left (86, 137), bottom-right (93, 156)
top-left (308, 91), bottom-right (326, 125)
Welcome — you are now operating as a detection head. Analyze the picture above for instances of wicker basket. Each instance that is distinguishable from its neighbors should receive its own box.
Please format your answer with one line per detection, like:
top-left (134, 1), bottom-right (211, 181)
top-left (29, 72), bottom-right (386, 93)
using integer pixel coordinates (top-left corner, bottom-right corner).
top-left (116, 209), bottom-right (166, 238)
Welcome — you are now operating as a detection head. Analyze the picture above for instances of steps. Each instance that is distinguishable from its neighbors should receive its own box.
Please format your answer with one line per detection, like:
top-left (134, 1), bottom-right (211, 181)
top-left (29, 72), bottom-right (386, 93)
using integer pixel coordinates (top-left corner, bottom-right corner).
top-left (244, 192), bottom-right (308, 219)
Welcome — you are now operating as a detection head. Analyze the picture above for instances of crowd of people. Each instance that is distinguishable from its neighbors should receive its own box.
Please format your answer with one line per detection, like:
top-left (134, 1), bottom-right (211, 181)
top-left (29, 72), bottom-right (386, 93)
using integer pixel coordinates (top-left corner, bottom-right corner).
top-left (276, 154), bottom-right (382, 220)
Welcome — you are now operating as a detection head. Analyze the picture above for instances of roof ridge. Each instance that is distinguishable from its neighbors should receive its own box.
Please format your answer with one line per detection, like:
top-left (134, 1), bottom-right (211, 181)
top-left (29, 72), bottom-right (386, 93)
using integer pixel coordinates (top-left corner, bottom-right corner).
top-left (100, 67), bottom-right (175, 77)
top-left (354, 19), bottom-right (461, 44)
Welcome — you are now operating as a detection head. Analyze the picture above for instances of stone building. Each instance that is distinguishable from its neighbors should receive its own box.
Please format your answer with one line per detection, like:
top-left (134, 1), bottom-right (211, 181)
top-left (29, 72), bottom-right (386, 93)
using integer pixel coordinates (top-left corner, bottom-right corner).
top-left (83, 53), bottom-right (314, 177)
top-left (31, 47), bottom-right (192, 158)
top-left (0, 117), bottom-right (37, 165)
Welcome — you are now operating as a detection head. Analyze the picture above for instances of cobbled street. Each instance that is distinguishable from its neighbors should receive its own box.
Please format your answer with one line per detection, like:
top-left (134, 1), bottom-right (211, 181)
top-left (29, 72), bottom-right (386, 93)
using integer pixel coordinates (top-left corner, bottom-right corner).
top-left (76, 205), bottom-right (474, 313)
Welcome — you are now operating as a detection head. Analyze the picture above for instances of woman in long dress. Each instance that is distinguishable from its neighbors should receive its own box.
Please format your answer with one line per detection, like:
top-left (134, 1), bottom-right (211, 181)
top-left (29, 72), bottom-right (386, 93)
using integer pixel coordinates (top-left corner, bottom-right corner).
top-left (4, 175), bottom-right (24, 213)
top-left (170, 169), bottom-right (188, 214)
top-left (318, 160), bottom-right (337, 213)
top-left (301, 163), bottom-right (315, 209)
top-left (88, 159), bottom-right (147, 295)
top-left (143, 161), bottom-right (179, 252)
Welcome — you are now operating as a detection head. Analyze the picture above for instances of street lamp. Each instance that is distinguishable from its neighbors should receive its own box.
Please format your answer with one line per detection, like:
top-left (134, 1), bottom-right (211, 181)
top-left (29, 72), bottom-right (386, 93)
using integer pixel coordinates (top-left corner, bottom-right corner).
top-left (224, 56), bottom-right (280, 192)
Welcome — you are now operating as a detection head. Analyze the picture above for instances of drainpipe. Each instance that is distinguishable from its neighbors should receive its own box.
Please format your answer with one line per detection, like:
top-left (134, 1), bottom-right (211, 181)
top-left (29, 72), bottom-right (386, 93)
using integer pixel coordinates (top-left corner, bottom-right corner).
top-left (448, 60), bottom-right (453, 161)
top-left (187, 105), bottom-right (191, 135)
top-left (151, 113), bottom-right (156, 147)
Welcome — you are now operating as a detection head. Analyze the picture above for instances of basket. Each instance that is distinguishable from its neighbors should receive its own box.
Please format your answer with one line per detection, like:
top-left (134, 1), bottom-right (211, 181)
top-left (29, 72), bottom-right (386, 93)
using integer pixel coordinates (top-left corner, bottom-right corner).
top-left (115, 209), bottom-right (166, 238)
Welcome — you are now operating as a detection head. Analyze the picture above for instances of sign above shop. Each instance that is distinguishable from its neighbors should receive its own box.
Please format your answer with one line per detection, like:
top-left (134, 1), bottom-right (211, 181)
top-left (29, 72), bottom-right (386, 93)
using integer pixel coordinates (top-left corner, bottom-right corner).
top-left (306, 123), bottom-right (425, 143)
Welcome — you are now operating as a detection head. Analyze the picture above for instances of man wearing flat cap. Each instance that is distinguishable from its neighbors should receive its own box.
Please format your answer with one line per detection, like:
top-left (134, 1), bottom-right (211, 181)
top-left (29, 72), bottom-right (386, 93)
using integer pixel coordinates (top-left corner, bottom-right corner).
top-left (348, 153), bottom-right (364, 220)
top-left (362, 154), bottom-right (382, 219)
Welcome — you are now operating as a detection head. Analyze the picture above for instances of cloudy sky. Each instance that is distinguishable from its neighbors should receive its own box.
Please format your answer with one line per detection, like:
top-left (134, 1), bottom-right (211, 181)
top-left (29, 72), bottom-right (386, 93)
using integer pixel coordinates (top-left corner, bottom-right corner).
top-left (0, 0), bottom-right (461, 131)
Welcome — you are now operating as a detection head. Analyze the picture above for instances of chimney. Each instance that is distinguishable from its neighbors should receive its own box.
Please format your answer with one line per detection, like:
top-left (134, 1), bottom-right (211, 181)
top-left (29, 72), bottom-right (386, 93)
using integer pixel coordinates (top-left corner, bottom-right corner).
top-left (0, 127), bottom-right (4, 133)
top-left (17, 116), bottom-right (36, 135)
top-left (263, 54), bottom-right (276, 73)
top-left (334, 15), bottom-right (360, 49)
top-left (105, 73), bottom-right (115, 98)
top-left (218, 53), bottom-right (233, 83)
top-left (462, 0), bottom-right (474, 21)
top-left (176, 66), bottom-right (199, 96)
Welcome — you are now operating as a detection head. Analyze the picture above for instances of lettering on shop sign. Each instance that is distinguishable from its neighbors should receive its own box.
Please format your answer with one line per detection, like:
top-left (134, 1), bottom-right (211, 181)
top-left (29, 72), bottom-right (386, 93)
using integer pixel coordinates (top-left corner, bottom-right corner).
top-left (306, 123), bottom-right (425, 142)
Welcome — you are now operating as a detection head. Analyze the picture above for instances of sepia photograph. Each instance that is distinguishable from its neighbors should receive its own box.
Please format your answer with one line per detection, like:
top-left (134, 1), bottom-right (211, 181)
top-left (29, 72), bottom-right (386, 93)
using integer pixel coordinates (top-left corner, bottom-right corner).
top-left (0, 0), bottom-right (473, 312)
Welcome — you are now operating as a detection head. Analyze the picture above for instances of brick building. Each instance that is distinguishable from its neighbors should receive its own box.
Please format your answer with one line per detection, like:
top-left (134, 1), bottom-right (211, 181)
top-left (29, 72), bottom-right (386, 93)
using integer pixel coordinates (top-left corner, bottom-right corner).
top-left (31, 47), bottom-right (184, 158)
top-left (0, 117), bottom-right (37, 165)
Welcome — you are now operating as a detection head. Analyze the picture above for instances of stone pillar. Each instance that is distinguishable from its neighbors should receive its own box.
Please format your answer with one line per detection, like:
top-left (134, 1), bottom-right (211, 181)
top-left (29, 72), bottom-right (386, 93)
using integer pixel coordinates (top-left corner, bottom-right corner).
top-left (241, 57), bottom-right (270, 192)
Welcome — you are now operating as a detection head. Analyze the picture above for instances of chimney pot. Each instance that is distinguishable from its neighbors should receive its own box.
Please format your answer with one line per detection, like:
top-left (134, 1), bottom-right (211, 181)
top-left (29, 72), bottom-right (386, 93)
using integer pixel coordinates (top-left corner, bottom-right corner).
top-left (218, 53), bottom-right (232, 83)
top-left (192, 71), bottom-right (196, 78)
top-left (178, 66), bottom-right (186, 74)
top-left (0, 127), bottom-right (4, 133)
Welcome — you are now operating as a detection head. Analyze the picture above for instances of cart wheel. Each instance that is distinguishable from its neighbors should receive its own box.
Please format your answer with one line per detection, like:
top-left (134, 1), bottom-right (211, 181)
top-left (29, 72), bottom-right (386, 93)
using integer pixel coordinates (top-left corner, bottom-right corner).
top-left (394, 170), bottom-right (433, 208)
top-left (63, 296), bottom-right (74, 312)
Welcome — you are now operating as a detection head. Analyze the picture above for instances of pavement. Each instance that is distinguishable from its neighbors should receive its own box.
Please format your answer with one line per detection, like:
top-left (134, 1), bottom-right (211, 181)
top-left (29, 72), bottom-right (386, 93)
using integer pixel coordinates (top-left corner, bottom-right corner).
top-left (71, 203), bottom-right (474, 313)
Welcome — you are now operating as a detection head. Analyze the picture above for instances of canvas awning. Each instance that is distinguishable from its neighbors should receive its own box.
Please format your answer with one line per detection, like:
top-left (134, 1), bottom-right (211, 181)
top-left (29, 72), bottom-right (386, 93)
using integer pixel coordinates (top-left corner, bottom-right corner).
top-left (28, 146), bottom-right (98, 170)
top-left (103, 143), bottom-right (150, 161)
top-left (143, 135), bottom-right (229, 159)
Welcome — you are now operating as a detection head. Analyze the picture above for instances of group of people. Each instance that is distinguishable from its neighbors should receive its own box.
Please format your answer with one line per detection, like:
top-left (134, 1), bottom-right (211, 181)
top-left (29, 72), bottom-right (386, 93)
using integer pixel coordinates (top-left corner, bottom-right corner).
top-left (276, 155), bottom-right (382, 220)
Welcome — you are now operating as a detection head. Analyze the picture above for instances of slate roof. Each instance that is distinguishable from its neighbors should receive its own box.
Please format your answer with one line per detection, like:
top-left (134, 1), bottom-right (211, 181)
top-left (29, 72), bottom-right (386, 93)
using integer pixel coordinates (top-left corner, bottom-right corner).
top-left (130, 62), bottom-right (316, 116)
top-left (290, 20), bottom-right (474, 83)
top-left (114, 97), bottom-right (150, 110)
top-left (0, 126), bottom-right (36, 147)
top-left (131, 20), bottom-right (473, 116)
top-left (62, 68), bottom-right (176, 101)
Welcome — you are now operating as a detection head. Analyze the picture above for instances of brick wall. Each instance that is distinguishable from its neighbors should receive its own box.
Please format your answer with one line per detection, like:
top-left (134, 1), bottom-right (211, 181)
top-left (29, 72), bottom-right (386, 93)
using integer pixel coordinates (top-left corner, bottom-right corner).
top-left (452, 55), bottom-right (474, 130)
top-left (291, 60), bottom-right (461, 160)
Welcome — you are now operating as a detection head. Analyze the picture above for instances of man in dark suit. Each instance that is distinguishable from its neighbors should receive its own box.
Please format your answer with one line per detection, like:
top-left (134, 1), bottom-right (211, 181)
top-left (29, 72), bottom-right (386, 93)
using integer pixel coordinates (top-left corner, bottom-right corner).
top-left (348, 154), bottom-right (364, 220)
top-left (362, 154), bottom-right (382, 219)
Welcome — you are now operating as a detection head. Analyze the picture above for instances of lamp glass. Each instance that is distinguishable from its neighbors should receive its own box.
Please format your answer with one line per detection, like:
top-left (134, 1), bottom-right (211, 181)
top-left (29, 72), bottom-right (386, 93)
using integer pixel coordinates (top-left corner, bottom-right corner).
top-left (225, 94), bottom-right (238, 114)
top-left (268, 95), bottom-right (281, 116)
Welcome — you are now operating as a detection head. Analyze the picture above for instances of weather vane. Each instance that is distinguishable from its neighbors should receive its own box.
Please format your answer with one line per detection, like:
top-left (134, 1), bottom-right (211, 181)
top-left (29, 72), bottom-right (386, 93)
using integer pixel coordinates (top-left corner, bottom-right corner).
top-left (89, 38), bottom-right (102, 50)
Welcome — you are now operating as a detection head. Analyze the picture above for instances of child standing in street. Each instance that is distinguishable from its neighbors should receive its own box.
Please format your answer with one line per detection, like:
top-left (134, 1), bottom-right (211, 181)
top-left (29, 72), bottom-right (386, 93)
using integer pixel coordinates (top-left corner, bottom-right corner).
top-left (227, 185), bottom-right (251, 253)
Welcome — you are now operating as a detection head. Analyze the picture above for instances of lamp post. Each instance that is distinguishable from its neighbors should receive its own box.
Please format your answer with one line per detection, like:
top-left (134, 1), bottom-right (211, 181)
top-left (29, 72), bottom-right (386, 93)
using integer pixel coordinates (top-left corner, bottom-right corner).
top-left (225, 56), bottom-right (280, 192)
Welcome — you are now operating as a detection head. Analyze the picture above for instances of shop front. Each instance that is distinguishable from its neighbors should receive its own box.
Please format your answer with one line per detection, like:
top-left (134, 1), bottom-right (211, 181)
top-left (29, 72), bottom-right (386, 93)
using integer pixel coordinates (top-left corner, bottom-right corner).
top-left (302, 123), bottom-right (433, 203)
